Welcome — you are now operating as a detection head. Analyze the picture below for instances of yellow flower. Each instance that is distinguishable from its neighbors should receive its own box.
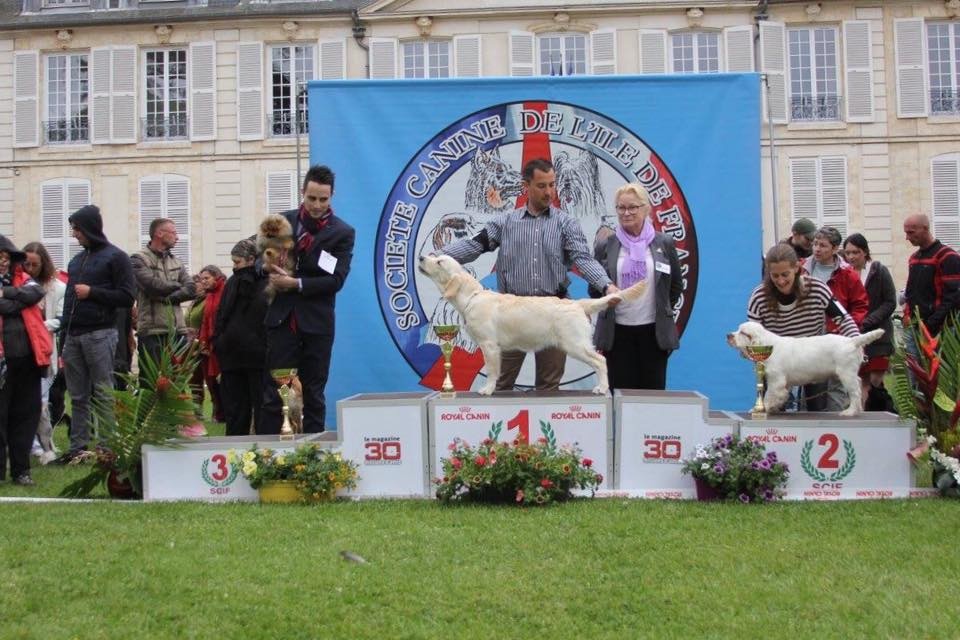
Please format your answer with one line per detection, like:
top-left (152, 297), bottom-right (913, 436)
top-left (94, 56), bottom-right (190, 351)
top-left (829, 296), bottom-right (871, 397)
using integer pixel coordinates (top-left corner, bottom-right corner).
top-left (242, 451), bottom-right (256, 464)
top-left (328, 473), bottom-right (336, 482)
top-left (334, 452), bottom-right (342, 460)
top-left (226, 450), bottom-right (237, 465)
top-left (242, 461), bottom-right (257, 476)
top-left (276, 455), bottom-right (286, 466)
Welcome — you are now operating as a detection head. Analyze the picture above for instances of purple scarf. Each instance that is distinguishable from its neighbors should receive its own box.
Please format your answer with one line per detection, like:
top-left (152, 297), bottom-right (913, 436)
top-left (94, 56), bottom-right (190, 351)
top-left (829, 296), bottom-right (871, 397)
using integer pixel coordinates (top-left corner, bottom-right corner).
top-left (616, 221), bottom-right (655, 288)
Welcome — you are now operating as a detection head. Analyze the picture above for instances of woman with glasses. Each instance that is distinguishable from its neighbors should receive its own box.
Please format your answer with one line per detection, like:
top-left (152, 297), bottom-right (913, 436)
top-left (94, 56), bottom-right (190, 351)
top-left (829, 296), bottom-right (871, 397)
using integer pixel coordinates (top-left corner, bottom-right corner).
top-left (590, 182), bottom-right (682, 390)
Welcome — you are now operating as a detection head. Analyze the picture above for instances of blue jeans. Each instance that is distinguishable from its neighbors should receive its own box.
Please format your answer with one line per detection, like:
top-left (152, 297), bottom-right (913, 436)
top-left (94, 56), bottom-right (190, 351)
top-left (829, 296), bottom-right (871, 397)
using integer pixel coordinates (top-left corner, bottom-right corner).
top-left (63, 328), bottom-right (118, 453)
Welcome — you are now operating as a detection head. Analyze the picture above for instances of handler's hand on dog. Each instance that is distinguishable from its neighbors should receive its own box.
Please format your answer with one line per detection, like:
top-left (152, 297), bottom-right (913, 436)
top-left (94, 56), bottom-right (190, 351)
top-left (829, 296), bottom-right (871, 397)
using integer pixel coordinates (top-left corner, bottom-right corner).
top-left (269, 273), bottom-right (299, 291)
top-left (605, 283), bottom-right (621, 306)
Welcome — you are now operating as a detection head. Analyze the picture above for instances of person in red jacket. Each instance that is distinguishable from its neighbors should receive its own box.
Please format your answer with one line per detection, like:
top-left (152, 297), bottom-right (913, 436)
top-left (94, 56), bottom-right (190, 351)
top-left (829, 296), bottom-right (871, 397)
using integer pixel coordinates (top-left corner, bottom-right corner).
top-left (799, 226), bottom-right (869, 412)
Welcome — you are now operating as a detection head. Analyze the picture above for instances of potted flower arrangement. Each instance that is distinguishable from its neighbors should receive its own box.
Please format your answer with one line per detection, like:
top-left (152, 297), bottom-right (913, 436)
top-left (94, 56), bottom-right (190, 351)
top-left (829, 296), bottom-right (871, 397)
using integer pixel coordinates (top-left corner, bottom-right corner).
top-left (916, 434), bottom-right (960, 497)
top-left (435, 435), bottom-right (603, 505)
top-left (60, 329), bottom-right (198, 499)
top-left (681, 433), bottom-right (789, 503)
top-left (233, 443), bottom-right (359, 503)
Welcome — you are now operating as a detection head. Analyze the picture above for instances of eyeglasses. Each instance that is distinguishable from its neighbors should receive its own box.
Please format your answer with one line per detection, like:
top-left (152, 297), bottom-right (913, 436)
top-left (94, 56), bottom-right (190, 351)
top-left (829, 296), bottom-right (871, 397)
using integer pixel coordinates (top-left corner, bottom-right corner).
top-left (615, 204), bottom-right (645, 215)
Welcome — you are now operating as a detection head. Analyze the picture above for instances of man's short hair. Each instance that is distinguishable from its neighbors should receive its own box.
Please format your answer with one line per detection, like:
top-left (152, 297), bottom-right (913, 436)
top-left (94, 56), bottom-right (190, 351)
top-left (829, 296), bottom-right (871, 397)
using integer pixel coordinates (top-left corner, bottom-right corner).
top-left (521, 158), bottom-right (554, 182)
top-left (302, 165), bottom-right (335, 193)
top-left (149, 217), bottom-right (175, 239)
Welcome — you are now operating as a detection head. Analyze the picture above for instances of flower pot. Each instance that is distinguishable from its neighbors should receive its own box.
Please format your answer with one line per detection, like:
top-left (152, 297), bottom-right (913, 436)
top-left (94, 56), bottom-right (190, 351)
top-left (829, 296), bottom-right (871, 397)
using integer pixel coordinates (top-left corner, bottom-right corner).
top-left (107, 468), bottom-right (140, 500)
top-left (694, 477), bottom-right (723, 502)
top-left (258, 480), bottom-right (303, 504)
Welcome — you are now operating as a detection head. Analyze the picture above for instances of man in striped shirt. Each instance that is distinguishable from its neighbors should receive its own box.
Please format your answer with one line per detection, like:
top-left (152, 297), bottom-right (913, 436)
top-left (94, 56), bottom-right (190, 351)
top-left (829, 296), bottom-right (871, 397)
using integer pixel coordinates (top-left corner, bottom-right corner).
top-left (441, 157), bottom-right (616, 392)
top-left (903, 213), bottom-right (960, 336)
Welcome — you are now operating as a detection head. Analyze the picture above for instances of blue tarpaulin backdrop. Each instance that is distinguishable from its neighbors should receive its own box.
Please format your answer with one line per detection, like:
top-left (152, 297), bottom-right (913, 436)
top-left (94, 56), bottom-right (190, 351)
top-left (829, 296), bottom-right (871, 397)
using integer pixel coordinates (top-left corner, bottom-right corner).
top-left (308, 73), bottom-right (761, 427)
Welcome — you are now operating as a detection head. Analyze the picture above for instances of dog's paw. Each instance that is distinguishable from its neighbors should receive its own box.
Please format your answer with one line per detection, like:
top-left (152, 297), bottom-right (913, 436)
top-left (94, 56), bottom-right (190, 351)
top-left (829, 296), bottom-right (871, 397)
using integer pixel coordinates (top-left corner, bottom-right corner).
top-left (478, 384), bottom-right (495, 396)
top-left (839, 406), bottom-right (859, 417)
top-left (591, 384), bottom-right (608, 395)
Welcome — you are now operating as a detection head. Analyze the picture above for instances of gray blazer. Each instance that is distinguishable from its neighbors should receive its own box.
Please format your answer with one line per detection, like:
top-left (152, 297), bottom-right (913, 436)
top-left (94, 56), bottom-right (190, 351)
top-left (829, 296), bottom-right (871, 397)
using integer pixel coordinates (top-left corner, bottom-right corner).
top-left (590, 232), bottom-right (683, 352)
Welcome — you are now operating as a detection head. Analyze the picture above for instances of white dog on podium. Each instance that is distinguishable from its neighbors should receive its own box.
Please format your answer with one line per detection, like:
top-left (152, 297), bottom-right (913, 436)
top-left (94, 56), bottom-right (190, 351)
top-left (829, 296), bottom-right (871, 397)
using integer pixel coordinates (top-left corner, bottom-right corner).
top-left (727, 321), bottom-right (884, 417)
top-left (417, 254), bottom-right (647, 396)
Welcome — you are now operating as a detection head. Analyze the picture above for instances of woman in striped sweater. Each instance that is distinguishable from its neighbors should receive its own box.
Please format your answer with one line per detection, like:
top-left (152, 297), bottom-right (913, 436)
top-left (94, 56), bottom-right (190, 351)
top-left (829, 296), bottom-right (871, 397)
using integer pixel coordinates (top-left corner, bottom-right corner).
top-left (747, 243), bottom-right (860, 411)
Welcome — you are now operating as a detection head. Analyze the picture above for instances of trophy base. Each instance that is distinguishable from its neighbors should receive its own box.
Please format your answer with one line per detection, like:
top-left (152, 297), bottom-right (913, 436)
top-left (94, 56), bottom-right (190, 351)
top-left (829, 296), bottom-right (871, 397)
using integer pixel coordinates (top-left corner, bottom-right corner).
top-left (749, 410), bottom-right (768, 420)
top-left (439, 390), bottom-right (457, 399)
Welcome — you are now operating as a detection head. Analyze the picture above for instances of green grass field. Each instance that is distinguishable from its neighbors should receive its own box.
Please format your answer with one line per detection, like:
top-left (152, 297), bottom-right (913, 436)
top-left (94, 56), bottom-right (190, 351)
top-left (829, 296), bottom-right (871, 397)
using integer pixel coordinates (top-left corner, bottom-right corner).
top-left (2, 409), bottom-right (958, 638)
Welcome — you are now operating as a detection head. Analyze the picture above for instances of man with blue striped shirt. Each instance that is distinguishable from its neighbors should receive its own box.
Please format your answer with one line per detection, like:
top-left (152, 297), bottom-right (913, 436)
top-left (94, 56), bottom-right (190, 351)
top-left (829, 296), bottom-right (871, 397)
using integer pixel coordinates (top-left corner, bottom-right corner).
top-left (442, 157), bottom-right (617, 391)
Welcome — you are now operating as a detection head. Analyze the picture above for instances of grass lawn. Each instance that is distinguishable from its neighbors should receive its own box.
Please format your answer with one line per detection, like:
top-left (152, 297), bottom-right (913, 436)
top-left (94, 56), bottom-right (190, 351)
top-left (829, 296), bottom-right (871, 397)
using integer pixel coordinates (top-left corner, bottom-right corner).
top-left (2, 409), bottom-right (958, 638)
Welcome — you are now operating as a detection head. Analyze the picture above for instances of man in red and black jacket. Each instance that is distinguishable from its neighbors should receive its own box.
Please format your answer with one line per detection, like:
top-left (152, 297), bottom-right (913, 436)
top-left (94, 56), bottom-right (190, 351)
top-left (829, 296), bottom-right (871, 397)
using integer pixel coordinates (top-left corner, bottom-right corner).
top-left (904, 213), bottom-right (960, 336)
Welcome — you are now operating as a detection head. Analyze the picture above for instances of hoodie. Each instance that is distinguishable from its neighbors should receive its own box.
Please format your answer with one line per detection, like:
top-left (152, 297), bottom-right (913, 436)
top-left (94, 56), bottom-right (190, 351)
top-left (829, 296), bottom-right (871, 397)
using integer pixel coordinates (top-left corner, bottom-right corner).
top-left (0, 234), bottom-right (51, 366)
top-left (62, 205), bottom-right (136, 335)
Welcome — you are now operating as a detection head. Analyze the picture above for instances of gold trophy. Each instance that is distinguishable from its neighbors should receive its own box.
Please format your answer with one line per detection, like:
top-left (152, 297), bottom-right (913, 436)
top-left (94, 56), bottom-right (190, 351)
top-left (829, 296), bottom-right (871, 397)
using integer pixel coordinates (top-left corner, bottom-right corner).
top-left (271, 367), bottom-right (298, 440)
top-left (433, 324), bottom-right (460, 397)
top-left (744, 345), bottom-right (773, 419)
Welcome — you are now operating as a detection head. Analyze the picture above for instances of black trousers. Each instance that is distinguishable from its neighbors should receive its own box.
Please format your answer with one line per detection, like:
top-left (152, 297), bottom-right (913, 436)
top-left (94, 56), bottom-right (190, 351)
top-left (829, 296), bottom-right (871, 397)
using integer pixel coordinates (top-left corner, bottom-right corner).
top-left (606, 323), bottom-right (670, 391)
top-left (221, 368), bottom-right (266, 436)
top-left (263, 325), bottom-right (332, 433)
top-left (0, 356), bottom-right (42, 480)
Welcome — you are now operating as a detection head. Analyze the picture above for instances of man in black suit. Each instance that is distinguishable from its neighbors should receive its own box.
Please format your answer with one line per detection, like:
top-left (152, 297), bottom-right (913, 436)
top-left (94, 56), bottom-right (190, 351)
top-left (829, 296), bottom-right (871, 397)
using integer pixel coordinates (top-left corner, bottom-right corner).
top-left (262, 165), bottom-right (355, 433)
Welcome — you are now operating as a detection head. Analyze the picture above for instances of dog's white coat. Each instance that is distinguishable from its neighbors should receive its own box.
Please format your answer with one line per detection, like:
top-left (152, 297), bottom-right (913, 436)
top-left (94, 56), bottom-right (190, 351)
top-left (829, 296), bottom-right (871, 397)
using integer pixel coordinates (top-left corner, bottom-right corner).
top-left (727, 321), bottom-right (884, 416)
top-left (418, 254), bottom-right (646, 395)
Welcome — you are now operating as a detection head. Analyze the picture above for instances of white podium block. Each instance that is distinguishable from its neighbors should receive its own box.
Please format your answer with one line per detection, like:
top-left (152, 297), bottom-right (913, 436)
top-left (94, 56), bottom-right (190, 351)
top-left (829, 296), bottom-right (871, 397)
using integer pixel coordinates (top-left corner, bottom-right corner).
top-left (738, 412), bottom-right (914, 500)
top-left (614, 390), bottom-right (738, 498)
top-left (142, 433), bottom-right (332, 502)
top-left (429, 391), bottom-right (613, 489)
top-left (337, 392), bottom-right (432, 498)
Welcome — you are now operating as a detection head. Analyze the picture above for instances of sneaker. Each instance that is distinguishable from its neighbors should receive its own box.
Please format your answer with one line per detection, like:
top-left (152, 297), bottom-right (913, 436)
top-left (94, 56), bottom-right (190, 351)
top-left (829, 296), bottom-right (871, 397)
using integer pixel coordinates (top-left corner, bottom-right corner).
top-left (38, 450), bottom-right (57, 466)
top-left (13, 474), bottom-right (35, 486)
top-left (52, 449), bottom-right (88, 465)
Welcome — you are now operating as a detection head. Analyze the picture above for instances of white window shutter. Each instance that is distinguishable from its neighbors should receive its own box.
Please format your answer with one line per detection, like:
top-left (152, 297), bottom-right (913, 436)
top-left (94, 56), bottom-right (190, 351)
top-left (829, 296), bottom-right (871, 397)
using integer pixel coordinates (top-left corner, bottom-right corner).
top-left (638, 30), bottom-right (667, 74)
top-left (894, 18), bottom-right (927, 118)
top-left (724, 25), bottom-right (755, 72)
top-left (90, 47), bottom-right (112, 144)
top-left (843, 21), bottom-right (874, 123)
top-left (13, 51), bottom-right (38, 148)
top-left (820, 157), bottom-right (848, 237)
top-left (40, 181), bottom-right (66, 268)
top-left (369, 38), bottom-right (398, 79)
top-left (509, 31), bottom-right (535, 77)
top-left (165, 175), bottom-right (191, 266)
top-left (139, 176), bottom-right (163, 242)
top-left (790, 158), bottom-right (819, 228)
top-left (65, 180), bottom-right (89, 260)
top-left (453, 35), bottom-right (482, 78)
top-left (319, 39), bottom-right (346, 80)
top-left (190, 41), bottom-right (216, 141)
top-left (236, 42), bottom-right (264, 141)
top-left (111, 46), bottom-right (137, 143)
top-left (759, 21), bottom-right (787, 124)
top-left (590, 29), bottom-right (617, 75)
top-left (266, 171), bottom-right (297, 214)
top-left (932, 156), bottom-right (960, 250)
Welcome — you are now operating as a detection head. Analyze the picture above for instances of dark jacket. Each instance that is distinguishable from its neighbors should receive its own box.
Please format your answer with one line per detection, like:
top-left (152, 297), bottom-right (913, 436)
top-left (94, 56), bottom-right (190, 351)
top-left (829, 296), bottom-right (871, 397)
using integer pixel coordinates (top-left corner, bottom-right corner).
top-left (861, 260), bottom-right (896, 359)
top-left (213, 265), bottom-right (269, 371)
top-left (590, 232), bottom-right (683, 352)
top-left (264, 208), bottom-right (355, 334)
top-left (905, 240), bottom-right (960, 336)
top-left (0, 235), bottom-right (44, 359)
top-left (62, 205), bottom-right (136, 335)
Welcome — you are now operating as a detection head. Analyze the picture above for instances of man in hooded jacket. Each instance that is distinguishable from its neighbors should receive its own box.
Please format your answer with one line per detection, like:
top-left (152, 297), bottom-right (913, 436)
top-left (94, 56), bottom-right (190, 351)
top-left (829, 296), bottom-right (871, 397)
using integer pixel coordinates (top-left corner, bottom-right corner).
top-left (55, 205), bottom-right (135, 464)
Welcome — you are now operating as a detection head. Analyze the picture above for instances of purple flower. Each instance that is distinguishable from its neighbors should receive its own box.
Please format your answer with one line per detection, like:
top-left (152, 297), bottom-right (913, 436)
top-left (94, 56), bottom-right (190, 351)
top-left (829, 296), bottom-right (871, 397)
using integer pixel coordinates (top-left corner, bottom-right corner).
top-left (751, 461), bottom-right (761, 470)
top-left (764, 489), bottom-right (775, 501)
top-left (714, 463), bottom-right (726, 475)
top-left (739, 493), bottom-right (751, 503)
top-left (766, 451), bottom-right (778, 462)
top-left (759, 459), bottom-right (771, 470)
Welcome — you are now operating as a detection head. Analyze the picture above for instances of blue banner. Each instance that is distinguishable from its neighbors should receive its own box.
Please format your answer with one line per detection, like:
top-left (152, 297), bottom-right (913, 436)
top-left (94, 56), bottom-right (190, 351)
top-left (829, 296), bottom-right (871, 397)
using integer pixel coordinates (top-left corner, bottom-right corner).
top-left (308, 74), bottom-right (761, 426)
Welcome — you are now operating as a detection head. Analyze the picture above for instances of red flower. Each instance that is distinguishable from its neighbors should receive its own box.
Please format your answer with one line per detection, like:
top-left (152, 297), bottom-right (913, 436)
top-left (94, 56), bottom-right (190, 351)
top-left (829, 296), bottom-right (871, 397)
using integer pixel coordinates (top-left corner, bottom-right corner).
top-left (171, 354), bottom-right (183, 365)
top-left (474, 455), bottom-right (487, 467)
top-left (582, 457), bottom-right (593, 467)
top-left (482, 438), bottom-right (493, 446)
top-left (155, 376), bottom-right (171, 393)
top-left (919, 321), bottom-right (939, 359)
top-left (537, 437), bottom-right (548, 445)
top-left (451, 457), bottom-right (463, 469)
top-left (596, 473), bottom-right (604, 484)
top-left (540, 478), bottom-right (554, 489)
top-left (515, 489), bottom-right (525, 503)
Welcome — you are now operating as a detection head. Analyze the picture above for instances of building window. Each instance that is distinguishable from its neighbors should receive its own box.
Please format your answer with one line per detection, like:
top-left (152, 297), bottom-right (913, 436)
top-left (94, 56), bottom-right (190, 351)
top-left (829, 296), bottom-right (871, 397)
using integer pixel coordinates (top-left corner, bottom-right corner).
top-left (42, 0), bottom-right (89, 6)
top-left (402, 41), bottom-right (450, 79)
top-left (927, 23), bottom-right (960, 115)
top-left (144, 49), bottom-right (187, 140)
top-left (539, 33), bottom-right (586, 76)
top-left (269, 44), bottom-right (314, 137)
top-left (45, 53), bottom-right (89, 144)
top-left (788, 27), bottom-right (841, 122)
top-left (671, 32), bottom-right (720, 74)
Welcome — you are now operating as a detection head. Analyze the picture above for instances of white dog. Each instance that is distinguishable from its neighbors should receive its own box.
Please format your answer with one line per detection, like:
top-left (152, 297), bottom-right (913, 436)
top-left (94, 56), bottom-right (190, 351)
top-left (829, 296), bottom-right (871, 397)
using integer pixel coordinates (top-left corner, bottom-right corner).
top-left (418, 254), bottom-right (647, 395)
top-left (727, 321), bottom-right (884, 416)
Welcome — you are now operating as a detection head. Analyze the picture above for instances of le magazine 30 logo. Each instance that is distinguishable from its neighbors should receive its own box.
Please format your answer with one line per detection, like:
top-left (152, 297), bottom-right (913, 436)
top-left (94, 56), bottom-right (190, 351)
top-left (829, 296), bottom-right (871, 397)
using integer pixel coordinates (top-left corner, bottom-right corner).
top-left (374, 101), bottom-right (698, 391)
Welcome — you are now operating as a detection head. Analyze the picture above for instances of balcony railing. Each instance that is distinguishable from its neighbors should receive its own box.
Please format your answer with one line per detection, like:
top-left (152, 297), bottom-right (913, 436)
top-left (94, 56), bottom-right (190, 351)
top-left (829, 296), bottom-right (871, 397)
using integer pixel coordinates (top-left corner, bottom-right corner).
top-left (931, 89), bottom-right (960, 115)
top-left (268, 110), bottom-right (309, 137)
top-left (790, 95), bottom-right (842, 122)
top-left (143, 114), bottom-right (189, 140)
top-left (43, 117), bottom-right (89, 144)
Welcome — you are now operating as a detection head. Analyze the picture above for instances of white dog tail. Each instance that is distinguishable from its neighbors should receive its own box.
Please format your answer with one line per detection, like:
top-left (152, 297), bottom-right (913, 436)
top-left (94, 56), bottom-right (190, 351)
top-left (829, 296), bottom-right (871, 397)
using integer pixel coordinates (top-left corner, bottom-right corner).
top-left (852, 328), bottom-right (885, 348)
top-left (576, 279), bottom-right (648, 316)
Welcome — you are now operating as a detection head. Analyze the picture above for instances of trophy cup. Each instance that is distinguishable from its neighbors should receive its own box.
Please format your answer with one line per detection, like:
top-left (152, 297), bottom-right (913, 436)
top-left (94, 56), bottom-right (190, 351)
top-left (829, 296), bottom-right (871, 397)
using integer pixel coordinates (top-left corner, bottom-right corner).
top-left (433, 324), bottom-right (460, 398)
top-left (271, 367), bottom-right (298, 440)
top-left (744, 345), bottom-right (774, 419)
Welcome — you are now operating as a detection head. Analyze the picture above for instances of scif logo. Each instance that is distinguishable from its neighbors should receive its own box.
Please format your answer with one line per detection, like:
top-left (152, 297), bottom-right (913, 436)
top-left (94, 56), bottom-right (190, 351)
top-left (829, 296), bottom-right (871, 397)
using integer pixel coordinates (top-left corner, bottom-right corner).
top-left (201, 452), bottom-right (241, 495)
top-left (374, 101), bottom-right (698, 391)
top-left (801, 433), bottom-right (856, 483)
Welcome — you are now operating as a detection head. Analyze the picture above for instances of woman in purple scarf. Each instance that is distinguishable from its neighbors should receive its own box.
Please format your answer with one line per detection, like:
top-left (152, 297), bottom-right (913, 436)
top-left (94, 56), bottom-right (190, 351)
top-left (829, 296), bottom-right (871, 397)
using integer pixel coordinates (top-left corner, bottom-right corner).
top-left (591, 183), bottom-right (683, 390)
